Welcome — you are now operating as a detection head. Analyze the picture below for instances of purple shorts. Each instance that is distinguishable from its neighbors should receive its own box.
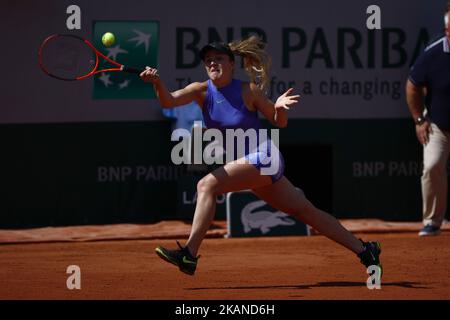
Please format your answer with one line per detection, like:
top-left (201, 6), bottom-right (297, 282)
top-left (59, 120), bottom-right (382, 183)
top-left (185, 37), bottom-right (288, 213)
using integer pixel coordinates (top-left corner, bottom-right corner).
top-left (245, 142), bottom-right (285, 183)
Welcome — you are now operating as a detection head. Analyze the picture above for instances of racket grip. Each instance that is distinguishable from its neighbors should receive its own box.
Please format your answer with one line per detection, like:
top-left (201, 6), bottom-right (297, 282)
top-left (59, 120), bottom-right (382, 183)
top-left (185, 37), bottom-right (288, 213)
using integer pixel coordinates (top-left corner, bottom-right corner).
top-left (122, 65), bottom-right (145, 74)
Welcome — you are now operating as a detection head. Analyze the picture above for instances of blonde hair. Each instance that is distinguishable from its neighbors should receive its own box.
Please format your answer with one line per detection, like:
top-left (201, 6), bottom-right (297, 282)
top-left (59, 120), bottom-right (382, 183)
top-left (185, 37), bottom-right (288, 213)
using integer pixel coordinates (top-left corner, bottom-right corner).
top-left (228, 36), bottom-right (272, 92)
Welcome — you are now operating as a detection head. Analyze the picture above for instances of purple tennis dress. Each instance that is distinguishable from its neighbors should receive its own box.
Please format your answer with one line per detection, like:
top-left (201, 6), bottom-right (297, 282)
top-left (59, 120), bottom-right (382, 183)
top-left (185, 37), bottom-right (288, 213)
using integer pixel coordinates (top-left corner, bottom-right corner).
top-left (202, 79), bottom-right (285, 183)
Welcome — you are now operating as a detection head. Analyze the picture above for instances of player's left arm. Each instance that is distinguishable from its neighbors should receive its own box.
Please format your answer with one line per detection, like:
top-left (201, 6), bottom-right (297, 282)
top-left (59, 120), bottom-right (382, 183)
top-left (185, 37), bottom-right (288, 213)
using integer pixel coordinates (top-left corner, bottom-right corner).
top-left (249, 83), bottom-right (300, 128)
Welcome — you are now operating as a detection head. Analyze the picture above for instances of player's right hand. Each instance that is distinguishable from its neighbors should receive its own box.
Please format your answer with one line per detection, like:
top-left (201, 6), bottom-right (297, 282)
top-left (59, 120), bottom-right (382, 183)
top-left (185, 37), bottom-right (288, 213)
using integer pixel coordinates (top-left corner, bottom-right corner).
top-left (140, 66), bottom-right (160, 84)
top-left (415, 120), bottom-right (432, 145)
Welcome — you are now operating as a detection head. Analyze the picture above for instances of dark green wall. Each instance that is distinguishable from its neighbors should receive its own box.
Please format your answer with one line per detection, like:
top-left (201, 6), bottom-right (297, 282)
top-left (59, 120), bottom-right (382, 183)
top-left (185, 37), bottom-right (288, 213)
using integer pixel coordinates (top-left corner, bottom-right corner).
top-left (1, 119), bottom-right (448, 228)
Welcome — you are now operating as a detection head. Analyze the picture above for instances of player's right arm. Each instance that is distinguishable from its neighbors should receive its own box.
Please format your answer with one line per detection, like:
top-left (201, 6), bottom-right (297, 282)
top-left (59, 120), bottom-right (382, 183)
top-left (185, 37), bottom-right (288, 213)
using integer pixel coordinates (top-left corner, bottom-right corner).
top-left (140, 67), bottom-right (205, 108)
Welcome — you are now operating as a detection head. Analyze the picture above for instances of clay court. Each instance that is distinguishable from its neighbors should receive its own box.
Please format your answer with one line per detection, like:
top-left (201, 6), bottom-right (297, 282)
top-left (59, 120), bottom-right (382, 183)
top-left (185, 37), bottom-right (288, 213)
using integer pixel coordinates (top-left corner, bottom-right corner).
top-left (1, 221), bottom-right (449, 300)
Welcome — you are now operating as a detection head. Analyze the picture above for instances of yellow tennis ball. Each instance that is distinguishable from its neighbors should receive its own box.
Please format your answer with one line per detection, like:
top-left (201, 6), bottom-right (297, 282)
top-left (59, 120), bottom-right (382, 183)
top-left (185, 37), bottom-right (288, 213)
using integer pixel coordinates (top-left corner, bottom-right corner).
top-left (102, 32), bottom-right (115, 47)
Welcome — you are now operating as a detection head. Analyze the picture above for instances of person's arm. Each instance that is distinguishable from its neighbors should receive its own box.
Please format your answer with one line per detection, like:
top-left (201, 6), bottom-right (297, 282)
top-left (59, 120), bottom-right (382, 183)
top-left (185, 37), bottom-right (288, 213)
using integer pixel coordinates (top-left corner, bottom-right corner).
top-left (249, 83), bottom-right (300, 128)
top-left (140, 67), bottom-right (204, 108)
top-left (405, 79), bottom-right (432, 145)
top-left (406, 79), bottom-right (425, 120)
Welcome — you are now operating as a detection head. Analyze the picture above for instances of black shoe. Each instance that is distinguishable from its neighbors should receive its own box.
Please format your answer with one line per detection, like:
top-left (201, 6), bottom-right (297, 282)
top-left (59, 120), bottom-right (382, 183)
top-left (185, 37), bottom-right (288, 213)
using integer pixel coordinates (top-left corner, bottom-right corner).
top-left (357, 240), bottom-right (382, 277)
top-left (155, 241), bottom-right (199, 275)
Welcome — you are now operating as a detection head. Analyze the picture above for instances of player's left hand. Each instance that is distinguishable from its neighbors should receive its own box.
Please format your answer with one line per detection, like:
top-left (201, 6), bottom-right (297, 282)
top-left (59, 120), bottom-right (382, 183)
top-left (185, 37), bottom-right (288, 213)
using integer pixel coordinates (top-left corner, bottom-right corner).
top-left (275, 88), bottom-right (301, 111)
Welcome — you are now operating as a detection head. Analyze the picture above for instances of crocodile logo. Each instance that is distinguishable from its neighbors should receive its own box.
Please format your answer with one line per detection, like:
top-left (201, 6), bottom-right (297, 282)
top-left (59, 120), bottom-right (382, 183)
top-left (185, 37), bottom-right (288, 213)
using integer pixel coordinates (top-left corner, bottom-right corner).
top-left (241, 200), bottom-right (296, 234)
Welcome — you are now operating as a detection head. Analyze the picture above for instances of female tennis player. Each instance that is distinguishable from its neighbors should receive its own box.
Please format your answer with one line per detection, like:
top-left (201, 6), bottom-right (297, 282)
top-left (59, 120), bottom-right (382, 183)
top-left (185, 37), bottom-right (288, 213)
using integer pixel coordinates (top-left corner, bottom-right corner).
top-left (140, 36), bottom-right (382, 277)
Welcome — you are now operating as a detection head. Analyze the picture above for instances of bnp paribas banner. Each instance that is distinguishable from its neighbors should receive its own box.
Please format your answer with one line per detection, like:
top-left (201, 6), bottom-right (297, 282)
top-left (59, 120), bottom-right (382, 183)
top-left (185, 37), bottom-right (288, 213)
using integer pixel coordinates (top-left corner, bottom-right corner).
top-left (92, 21), bottom-right (159, 99)
top-left (3, 0), bottom-right (448, 124)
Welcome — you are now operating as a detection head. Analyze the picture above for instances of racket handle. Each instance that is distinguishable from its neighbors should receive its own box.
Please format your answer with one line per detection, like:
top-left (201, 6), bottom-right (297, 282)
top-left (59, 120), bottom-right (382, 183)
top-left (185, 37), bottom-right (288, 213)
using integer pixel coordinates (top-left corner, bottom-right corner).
top-left (122, 65), bottom-right (144, 74)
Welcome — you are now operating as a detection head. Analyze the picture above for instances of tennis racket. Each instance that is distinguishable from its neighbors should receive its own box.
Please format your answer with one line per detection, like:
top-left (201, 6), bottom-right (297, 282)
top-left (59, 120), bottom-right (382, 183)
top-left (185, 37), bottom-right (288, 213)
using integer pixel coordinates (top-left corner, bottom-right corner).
top-left (38, 34), bottom-right (145, 81)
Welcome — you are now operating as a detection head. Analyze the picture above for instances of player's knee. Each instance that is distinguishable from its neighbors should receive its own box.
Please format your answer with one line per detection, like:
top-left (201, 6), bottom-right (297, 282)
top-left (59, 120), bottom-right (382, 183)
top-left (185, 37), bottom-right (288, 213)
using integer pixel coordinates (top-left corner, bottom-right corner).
top-left (197, 175), bottom-right (219, 195)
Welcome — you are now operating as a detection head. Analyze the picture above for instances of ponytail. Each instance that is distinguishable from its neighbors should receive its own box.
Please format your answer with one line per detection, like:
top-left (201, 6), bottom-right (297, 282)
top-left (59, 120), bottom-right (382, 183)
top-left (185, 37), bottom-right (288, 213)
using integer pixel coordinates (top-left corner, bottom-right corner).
top-left (228, 36), bottom-right (271, 93)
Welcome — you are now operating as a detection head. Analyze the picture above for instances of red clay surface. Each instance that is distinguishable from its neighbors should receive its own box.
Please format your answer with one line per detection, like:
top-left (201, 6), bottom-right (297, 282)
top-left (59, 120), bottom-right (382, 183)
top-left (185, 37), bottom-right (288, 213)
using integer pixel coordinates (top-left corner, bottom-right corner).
top-left (1, 219), bottom-right (448, 244)
top-left (1, 231), bottom-right (449, 300)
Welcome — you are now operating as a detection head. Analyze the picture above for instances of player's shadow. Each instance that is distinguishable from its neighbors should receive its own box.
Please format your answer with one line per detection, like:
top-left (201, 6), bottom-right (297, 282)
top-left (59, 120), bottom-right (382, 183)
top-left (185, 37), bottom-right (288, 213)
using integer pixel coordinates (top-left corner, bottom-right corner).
top-left (187, 281), bottom-right (429, 291)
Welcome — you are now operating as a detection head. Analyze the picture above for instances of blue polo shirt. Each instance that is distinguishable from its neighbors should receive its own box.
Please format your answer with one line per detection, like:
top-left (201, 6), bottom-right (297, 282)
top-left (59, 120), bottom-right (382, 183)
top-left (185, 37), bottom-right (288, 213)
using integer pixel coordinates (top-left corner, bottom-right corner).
top-left (409, 36), bottom-right (450, 132)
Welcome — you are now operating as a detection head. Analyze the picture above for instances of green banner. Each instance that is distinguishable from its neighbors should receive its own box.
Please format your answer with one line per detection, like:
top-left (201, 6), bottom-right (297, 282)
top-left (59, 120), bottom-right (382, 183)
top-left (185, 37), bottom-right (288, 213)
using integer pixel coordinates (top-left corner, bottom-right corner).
top-left (92, 21), bottom-right (159, 99)
top-left (226, 191), bottom-right (310, 237)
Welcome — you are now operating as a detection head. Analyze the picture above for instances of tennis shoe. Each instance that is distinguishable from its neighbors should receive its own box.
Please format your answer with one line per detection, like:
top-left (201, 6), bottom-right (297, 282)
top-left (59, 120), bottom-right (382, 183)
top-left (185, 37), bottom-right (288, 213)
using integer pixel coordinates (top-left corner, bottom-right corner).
top-left (357, 240), bottom-right (382, 277)
top-left (155, 241), bottom-right (199, 275)
top-left (418, 224), bottom-right (441, 237)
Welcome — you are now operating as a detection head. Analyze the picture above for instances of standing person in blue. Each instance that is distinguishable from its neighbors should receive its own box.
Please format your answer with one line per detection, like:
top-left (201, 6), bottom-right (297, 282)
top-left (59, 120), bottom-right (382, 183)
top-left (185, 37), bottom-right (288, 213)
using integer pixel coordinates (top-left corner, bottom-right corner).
top-left (406, 4), bottom-right (450, 237)
top-left (140, 36), bottom-right (382, 276)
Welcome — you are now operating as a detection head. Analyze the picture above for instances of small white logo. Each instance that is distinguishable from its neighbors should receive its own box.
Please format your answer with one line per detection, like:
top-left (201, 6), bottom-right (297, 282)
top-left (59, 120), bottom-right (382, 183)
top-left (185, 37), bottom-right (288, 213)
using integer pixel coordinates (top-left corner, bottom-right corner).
top-left (366, 265), bottom-right (381, 289)
top-left (66, 5), bottom-right (81, 30)
top-left (216, 99), bottom-right (226, 103)
top-left (366, 5), bottom-right (381, 30)
top-left (241, 200), bottom-right (295, 234)
top-left (66, 265), bottom-right (81, 290)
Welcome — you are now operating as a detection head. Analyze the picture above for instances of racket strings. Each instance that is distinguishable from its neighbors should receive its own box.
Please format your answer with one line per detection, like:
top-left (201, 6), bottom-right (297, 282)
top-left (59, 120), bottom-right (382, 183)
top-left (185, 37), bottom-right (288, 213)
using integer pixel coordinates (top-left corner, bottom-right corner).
top-left (40, 36), bottom-right (96, 80)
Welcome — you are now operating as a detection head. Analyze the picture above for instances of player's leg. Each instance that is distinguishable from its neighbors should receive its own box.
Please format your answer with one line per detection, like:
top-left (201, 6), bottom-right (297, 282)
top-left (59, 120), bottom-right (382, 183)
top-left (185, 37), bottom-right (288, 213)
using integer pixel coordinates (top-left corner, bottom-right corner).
top-left (252, 176), bottom-right (382, 274)
top-left (185, 161), bottom-right (272, 256)
top-left (155, 160), bottom-right (273, 275)
top-left (251, 176), bottom-right (365, 254)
